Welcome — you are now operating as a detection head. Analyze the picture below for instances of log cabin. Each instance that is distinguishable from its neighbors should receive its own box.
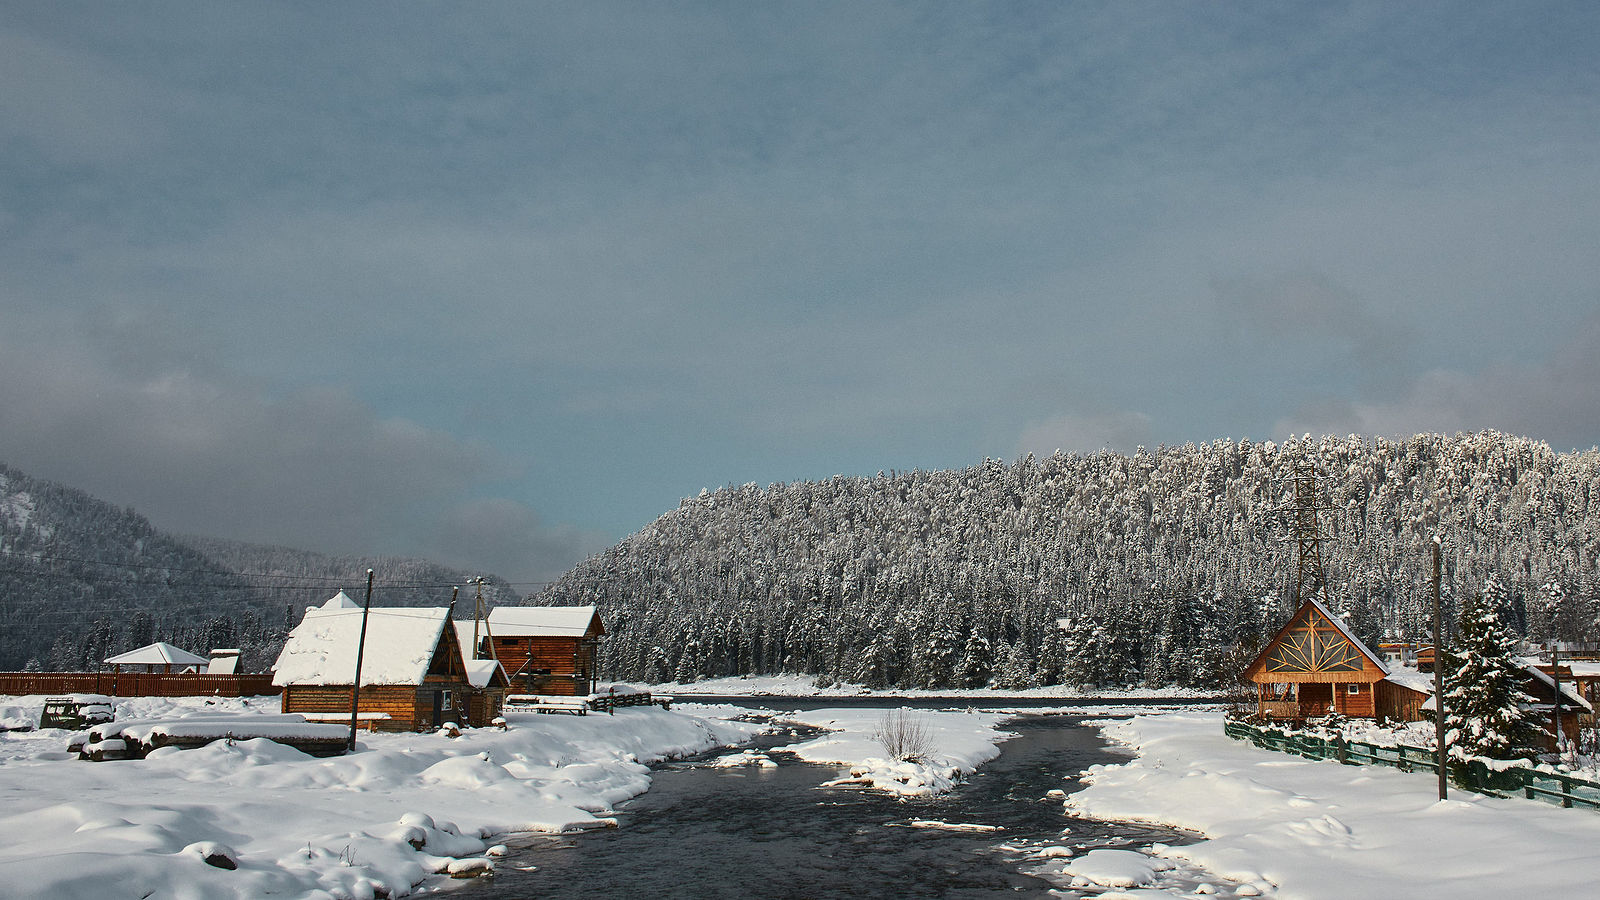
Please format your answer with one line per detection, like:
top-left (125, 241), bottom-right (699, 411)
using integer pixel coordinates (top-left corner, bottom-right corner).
top-left (1243, 597), bottom-right (1393, 720)
top-left (272, 595), bottom-right (497, 731)
top-left (460, 606), bottom-right (605, 696)
top-left (1244, 597), bottom-right (1591, 749)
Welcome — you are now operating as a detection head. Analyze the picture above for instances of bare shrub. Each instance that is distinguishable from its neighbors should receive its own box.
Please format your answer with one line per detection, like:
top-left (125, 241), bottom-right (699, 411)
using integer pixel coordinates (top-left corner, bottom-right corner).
top-left (874, 709), bottom-right (932, 763)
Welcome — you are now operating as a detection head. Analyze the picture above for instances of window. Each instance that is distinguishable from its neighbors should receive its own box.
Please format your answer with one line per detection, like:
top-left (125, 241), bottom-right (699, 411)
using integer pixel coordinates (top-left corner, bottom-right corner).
top-left (1347, 684), bottom-right (1361, 694)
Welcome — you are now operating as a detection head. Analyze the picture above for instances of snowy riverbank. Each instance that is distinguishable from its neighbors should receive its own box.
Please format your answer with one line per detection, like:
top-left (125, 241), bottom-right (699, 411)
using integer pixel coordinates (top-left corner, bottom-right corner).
top-left (1068, 711), bottom-right (1600, 899)
top-left (0, 694), bottom-right (760, 899)
top-left (650, 673), bottom-right (1220, 701)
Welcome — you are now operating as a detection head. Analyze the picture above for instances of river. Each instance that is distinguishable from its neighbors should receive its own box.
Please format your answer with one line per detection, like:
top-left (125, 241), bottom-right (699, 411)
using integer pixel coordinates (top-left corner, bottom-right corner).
top-left (479, 702), bottom-right (1222, 898)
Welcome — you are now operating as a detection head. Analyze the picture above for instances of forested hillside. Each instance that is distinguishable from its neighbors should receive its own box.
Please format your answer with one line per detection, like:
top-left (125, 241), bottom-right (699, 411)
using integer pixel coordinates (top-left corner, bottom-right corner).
top-left (536, 432), bottom-right (1600, 691)
top-left (0, 463), bottom-right (517, 672)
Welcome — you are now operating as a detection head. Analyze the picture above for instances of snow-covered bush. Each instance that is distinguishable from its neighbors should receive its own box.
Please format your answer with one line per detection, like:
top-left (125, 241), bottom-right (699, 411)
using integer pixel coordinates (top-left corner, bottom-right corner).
top-left (873, 709), bottom-right (932, 762)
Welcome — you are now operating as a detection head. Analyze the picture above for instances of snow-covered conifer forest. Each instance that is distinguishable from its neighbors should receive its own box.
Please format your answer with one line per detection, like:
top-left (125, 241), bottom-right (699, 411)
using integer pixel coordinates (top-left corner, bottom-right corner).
top-left (536, 432), bottom-right (1600, 691)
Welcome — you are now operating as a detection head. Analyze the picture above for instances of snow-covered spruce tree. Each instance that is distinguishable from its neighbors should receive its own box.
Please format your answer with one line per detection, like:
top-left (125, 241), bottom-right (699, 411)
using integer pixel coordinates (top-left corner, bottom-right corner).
top-left (1442, 575), bottom-right (1544, 761)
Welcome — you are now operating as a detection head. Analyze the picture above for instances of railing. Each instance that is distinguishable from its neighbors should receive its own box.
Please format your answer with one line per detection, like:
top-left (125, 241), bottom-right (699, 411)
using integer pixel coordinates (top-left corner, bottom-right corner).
top-left (588, 692), bottom-right (671, 714)
top-left (503, 691), bottom-right (672, 716)
top-left (0, 672), bottom-right (276, 698)
top-left (1223, 721), bottom-right (1600, 810)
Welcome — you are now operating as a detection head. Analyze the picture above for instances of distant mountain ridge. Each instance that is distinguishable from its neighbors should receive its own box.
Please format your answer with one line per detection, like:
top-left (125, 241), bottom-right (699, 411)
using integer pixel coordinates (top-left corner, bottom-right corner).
top-left (0, 462), bottom-right (518, 672)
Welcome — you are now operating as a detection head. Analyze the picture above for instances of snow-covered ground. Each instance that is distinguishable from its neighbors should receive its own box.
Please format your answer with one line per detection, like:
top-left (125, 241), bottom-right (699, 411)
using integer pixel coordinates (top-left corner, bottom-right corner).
top-left (650, 673), bottom-right (1219, 699)
top-left (1066, 711), bottom-right (1600, 899)
top-left (774, 706), bottom-right (1014, 795)
top-left (0, 693), bottom-right (760, 899)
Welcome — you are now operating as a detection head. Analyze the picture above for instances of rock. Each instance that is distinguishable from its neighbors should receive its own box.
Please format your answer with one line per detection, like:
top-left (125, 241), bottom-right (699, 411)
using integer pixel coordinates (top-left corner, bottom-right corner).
top-left (183, 841), bottom-right (240, 870)
top-left (446, 857), bottom-right (494, 878)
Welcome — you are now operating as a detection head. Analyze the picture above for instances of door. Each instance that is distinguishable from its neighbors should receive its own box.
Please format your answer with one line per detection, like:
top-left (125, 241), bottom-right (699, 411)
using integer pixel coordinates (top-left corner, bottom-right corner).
top-left (1299, 683), bottom-right (1333, 717)
top-left (431, 690), bottom-right (445, 727)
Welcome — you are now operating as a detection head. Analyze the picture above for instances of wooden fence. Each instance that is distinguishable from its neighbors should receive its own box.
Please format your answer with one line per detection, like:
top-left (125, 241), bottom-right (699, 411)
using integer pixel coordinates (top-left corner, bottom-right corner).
top-left (0, 672), bottom-right (277, 698)
top-left (1223, 720), bottom-right (1600, 810)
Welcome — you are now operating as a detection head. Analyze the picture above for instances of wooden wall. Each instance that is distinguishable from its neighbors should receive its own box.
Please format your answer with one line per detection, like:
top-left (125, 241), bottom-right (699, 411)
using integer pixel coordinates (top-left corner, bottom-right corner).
top-left (491, 636), bottom-right (598, 695)
top-left (1375, 680), bottom-right (1427, 722)
top-left (1332, 682), bottom-right (1376, 717)
top-left (0, 672), bottom-right (275, 697)
top-left (283, 684), bottom-right (423, 732)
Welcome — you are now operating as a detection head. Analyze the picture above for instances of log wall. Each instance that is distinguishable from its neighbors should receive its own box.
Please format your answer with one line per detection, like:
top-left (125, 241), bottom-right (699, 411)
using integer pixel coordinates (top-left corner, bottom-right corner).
top-left (491, 637), bottom-right (597, 695)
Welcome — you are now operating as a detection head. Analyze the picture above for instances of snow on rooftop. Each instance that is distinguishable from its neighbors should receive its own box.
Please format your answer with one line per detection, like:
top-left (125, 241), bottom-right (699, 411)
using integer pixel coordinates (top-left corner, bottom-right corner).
top-left (486, 605), bottom-right (601, 638)
top-left (104, 642), bottom-right (208, 667)
top-left (463, 658), bottom-right (505, 689)
top-left (272, 606), bottom-right (449, 687)
top-left (317, 590), bottom-right (361, 610)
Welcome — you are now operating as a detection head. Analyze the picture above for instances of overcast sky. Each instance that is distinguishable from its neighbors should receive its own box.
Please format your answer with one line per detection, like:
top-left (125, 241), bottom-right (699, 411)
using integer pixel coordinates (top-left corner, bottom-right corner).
top-left (3, 2), bottom-right (1597, 586)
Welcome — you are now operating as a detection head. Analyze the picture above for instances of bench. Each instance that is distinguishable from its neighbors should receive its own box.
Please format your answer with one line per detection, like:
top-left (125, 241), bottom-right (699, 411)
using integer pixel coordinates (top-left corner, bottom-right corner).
top-left (506, 695), bottom-right (589, 715)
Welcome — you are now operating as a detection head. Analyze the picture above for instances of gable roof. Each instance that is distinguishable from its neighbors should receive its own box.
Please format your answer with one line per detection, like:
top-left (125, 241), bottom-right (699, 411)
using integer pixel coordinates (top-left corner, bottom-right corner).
top-left (272, 606), bottom-right (451, 687)
top-left (463, 658), bottom-right (509, 689)
top-left (1243, 596), bottom-right (1389, 681)
top-left (486, 605), bottom-right (604, 638)
top-left (105, 642), bottom-right (207, 667)
top-left (318, 591), bottom-right (361, 610)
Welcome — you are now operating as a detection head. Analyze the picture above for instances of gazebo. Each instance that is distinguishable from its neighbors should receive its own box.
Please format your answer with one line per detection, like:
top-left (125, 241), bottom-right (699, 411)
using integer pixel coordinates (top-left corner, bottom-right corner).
top-left (104, 642), bottom-right (208, 674)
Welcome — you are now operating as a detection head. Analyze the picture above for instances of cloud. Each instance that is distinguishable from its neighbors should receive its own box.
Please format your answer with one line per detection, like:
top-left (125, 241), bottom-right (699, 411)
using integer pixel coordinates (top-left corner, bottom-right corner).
top-left (1212, 270), bottom-right (1416, 385)
top-left (430, 498), bottom-right (611, 588)
top-left (1018, 411), bottom-right (1155, 456)
top-left (1271, 315), bottom-right (1600, 450)
top-left (0, 319), bottom-right (590, 583)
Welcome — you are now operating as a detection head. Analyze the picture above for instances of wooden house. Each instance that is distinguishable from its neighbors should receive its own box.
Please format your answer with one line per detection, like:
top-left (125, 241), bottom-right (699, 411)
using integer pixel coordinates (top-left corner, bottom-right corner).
top-left (1243, 597), bottom-right (1393, 720)
top-left (461, 606), bottom-right (605, 696)
top-left (1244, 598), bottom-right (1591, 749)
top-left (272, 595), bottom-right (493, 732)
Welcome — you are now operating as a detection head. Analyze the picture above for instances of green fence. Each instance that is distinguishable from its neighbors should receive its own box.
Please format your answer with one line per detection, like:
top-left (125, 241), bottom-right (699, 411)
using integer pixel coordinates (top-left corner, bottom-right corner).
top-left (1223, 721), bottom-right (1600, 810)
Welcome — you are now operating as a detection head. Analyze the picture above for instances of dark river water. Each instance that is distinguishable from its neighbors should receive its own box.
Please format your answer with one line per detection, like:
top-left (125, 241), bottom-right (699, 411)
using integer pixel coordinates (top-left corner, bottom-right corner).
top-left (481, 708), bottom-right (1203, 899)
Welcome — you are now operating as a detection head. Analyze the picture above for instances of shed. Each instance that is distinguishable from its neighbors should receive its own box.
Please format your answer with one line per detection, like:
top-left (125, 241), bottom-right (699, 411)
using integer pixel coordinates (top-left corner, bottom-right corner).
top-left (104, 642), bottom-right (208, 674)
top-left (205, 649), bottom-right (241, 675)
top-left (272, 596), bottom-right (487, 731)
top-left (463, 606), bottom-right (605, 696)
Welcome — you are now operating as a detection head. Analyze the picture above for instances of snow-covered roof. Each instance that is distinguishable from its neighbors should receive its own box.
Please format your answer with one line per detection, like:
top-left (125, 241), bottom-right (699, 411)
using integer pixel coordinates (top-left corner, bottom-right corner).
top-left (1390, 663), bottom-right (1591, 713)
top-left (316, 591), bottom-right (361, 610)
top-left (1524, 665), bottom-right (1593, 712)
top-left (1381, 669), bottom-right (1435, 695)
top-left (463, 658), bottom-right (506, 689)
top-left (206, 655), bottom-right (239, 675)
top-left (105, 642), bottom-right (208, 667)
top-left (272, 606), bottom-right (450, 687)
top-left (486, 605), bottom-right (603, 638)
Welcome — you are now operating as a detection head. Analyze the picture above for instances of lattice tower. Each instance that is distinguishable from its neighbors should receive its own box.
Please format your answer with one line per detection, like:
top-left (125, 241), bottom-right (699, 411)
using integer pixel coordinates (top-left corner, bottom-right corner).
top-left (1289, 462), bottom-right (1334, 605)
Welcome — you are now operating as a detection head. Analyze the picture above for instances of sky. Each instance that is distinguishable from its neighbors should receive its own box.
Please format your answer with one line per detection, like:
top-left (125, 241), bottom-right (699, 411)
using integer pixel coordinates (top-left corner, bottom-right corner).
top-left (2, 1), bottom-right (1598, 587)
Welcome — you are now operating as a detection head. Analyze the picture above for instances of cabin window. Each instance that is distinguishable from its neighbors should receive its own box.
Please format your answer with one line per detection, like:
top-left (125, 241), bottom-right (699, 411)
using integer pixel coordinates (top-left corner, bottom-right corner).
top-left (1347, 684), bottom-right (1362, 694)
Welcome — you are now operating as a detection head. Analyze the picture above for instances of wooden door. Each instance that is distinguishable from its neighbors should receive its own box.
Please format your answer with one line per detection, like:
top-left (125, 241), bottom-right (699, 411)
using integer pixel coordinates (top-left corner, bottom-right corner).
top-left (1299, 683), bottom-right (1333, 717)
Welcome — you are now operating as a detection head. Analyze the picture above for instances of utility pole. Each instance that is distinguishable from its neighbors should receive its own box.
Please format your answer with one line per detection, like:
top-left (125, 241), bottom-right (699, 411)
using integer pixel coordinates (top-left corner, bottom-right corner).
top-left (1552, 645), bottom-right (1564, 758)
top-left (1431, 536), bottom-right (1447, 801)
top-left (347, 569), bottom-right (375, 754)
top-left (468, 576), bottom-right (498, 665)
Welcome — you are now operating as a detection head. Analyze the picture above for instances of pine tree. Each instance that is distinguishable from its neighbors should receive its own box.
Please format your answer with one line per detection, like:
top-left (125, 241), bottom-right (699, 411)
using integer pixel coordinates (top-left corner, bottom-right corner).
top-left (1442, 576), bottom-right (1543, 761)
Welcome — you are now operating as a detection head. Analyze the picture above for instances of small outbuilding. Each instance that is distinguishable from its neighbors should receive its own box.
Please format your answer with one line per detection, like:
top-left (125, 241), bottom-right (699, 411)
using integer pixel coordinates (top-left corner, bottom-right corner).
top-left (104, 642), bottom-right (208, 674)
top-left (460, 606), bottom-right (605, 696)
top-left (273, 594), bottom-right (490, 731)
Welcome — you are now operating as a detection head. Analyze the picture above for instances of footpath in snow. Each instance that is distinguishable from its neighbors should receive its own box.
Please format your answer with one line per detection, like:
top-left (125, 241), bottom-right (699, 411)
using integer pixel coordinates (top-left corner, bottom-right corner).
top-left (0, 693), bottom-right (759, 899)
top-left (1066, 711), bottom-right (1600, 900)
